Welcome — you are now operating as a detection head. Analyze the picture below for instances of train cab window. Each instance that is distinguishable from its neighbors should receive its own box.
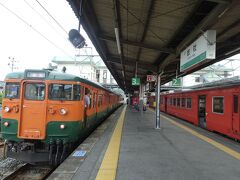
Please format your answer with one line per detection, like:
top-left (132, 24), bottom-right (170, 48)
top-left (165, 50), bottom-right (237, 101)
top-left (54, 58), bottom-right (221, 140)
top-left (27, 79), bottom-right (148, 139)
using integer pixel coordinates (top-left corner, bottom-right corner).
top-left (5, 82), bottom-right (20, 99)
top-left (186, 98), bottom-right (192, 108)
top-left (49, 84), bottom-right (81, 101)
top-left (212, 97), bottom-right (224, 114)
top-left (25, 83), bottom-right (45, 100)
top-left (234, 95), bottom-right (238, 113)
top-left (181, 98), bottom-right (186, 108)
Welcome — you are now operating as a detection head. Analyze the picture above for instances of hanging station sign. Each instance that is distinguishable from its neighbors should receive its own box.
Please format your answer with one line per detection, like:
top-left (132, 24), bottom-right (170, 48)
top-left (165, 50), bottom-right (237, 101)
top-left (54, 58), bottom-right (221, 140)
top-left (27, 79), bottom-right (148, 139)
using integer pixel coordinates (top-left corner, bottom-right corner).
top-left (132, 78), bottom-right (140, 86)
top-left (171, 78), bottom-right (182, 86)
top-left (146, 75), bottom-right (156, 82)
top-left (180, 30), bottom-right (216, 72)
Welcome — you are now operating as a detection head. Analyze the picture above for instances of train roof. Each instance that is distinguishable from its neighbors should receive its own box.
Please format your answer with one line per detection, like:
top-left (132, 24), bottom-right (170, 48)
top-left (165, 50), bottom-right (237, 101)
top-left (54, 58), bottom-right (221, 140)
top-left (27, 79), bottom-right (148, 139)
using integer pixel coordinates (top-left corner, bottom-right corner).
top-left (164, 76), bottom-right (240, 95)
top-left (5, 69), bottom-right (119, 95)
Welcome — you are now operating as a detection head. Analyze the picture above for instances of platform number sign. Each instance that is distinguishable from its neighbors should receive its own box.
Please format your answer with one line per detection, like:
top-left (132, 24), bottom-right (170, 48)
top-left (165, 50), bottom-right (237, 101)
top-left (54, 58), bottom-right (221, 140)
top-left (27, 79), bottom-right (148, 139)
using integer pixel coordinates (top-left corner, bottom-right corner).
top-left (132, 78), bottom-right (140, 86)
top-left (172, 78), bottom-right (181, 86)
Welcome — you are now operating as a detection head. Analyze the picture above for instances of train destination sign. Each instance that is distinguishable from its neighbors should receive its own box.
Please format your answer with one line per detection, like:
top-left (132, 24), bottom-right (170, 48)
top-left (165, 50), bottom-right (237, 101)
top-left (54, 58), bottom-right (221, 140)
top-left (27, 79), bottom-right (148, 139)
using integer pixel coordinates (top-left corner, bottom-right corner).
top-left (132, 78), bottom-right (140, 86)
top-left (180, 30), bottom-right (216, 72)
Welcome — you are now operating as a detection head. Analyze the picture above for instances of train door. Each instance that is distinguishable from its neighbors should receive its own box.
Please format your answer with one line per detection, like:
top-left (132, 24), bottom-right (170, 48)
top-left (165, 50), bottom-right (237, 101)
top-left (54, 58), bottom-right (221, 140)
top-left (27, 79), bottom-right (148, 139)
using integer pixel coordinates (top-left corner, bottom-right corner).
top-left (83, 87), bottom-right (89, 128)
top-left (198, 95), bottom-right (206, 128)
top-left (92, 90), bottom-right (97, 123)
top-left (19, 81), bottom-right (47, 139)
top-left (165, 97), bottom-right (168, 112)
top-left (232, 94), bottom-right (239, 134)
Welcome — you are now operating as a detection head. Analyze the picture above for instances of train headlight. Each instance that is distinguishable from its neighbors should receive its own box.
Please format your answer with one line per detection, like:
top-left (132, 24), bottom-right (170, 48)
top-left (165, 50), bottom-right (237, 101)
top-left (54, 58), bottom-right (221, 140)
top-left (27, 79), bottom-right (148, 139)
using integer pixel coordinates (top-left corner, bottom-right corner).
top-left (4, 106), bottom-right (10, 113)
top-left (4, 122), bottom-right (9, 127)
top-left (60, 124), bottom-right (65, 129)
top-left (60, 108), bottom-right (67, 115)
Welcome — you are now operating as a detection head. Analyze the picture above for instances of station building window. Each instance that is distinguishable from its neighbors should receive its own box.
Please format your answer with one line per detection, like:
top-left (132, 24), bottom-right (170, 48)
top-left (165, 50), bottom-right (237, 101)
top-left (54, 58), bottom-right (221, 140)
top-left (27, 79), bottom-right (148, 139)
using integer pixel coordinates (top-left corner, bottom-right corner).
top-left (212, 97), bottom-right (224, 114)
top-left (186, 98), bottom-right (192, 108)
top-left (181, 98), bottom-right (186, 108)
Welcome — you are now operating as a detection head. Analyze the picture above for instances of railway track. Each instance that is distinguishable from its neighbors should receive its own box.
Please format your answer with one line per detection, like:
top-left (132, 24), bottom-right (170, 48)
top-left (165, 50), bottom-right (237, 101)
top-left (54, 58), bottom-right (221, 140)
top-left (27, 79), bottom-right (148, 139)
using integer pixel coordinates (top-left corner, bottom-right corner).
top-left (1, 161), bottom-right (54, 180)
top-left (3, 164), bottom-right (53, 180)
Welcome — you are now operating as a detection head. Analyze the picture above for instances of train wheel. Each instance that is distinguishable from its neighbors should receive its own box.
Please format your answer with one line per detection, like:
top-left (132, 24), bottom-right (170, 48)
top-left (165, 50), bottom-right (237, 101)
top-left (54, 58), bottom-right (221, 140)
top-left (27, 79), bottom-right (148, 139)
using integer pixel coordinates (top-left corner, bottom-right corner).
top-left (3, 140), bottom-right (7, 159)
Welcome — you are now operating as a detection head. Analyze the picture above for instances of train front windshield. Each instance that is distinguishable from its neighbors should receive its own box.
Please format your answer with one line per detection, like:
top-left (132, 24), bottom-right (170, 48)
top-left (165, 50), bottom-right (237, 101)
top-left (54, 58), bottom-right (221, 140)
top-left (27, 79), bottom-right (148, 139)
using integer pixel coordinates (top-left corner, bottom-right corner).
top-left (24, 83), bottom-right (45, 100)
top-left (5, 82), bottom-right (20, 99)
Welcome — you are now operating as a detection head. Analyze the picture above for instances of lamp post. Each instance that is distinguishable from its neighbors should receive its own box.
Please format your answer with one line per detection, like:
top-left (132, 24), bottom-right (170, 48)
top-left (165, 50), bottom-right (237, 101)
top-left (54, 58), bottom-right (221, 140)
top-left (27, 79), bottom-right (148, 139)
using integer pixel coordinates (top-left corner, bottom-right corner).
top-left (8, 57), bottom-right (17, 72)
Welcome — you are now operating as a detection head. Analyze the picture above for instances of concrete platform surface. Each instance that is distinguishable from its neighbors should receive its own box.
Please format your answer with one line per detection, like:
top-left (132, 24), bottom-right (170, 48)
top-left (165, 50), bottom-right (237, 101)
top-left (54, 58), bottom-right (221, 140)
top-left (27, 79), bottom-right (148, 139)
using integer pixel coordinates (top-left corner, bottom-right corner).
top-left (49, 106), bottom-right (240, 180)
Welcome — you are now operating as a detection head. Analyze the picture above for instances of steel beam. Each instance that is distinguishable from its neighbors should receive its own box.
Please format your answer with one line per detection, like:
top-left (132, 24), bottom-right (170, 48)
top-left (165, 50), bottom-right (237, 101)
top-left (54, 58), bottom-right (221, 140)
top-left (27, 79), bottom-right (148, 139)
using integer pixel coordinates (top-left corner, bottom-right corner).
top-left (159, 3), bottom-right (231, 71)
top-left (113, 0), bottom-right (126, 90)
top-left (99, 35), bottom-right (175, 54)
top-left (135, 0), bottom-right (156, 77)
top-left (107, 55), bottom-right (157, 71)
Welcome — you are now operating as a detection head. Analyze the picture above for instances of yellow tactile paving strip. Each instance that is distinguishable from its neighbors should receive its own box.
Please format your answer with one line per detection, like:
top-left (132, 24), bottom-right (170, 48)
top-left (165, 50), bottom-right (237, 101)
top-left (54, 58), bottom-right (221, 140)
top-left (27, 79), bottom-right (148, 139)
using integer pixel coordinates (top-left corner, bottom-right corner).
top-left (149, 108), bottom-right (240, 160)
top-left (95, 106), bottom-right (127, 180)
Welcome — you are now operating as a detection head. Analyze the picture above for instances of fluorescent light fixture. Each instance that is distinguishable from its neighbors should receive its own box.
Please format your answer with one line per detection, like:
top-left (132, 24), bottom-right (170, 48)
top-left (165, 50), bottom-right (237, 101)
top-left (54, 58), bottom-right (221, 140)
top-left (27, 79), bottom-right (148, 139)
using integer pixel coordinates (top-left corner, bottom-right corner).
top-left (225, 47), bottom-right (240, 56)
top-left (115, 28), bottom-right (121, 54)
top-left (121, 70), bottom-right (124, 77)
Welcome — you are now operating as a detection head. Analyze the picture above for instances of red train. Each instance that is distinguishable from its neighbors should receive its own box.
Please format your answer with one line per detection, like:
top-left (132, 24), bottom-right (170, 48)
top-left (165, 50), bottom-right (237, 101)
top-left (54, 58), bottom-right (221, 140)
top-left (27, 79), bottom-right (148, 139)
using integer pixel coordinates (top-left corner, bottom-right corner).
top-left (156, 80), bottom-right (240, 140)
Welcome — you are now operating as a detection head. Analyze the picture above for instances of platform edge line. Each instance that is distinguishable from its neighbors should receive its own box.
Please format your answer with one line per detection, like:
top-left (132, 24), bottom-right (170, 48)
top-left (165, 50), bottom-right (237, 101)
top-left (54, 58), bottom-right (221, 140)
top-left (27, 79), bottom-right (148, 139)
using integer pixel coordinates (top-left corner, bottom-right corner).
top-left (95, 105), bottom-right (127, 180)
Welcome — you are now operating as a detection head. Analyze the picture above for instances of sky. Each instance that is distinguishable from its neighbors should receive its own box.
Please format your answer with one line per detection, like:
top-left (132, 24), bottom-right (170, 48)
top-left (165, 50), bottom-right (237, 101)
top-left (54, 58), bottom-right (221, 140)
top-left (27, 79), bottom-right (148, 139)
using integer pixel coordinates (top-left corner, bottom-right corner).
top-left (0, 0), bottom-right (239, 82)
top-left (0, 0), bottom-right (97, 80)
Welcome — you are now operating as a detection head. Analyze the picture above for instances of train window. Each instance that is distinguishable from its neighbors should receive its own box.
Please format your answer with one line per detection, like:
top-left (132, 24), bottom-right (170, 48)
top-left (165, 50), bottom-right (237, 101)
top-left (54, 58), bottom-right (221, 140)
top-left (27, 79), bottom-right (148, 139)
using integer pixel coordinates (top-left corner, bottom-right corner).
top-left (181, 98), bottom-right (186, 108)
top-left (177, 98), bottom-right (180, 107)
top-left (5, 82), bottom-right (20, 99)
top-left (73, 85), bottom-right (81, 100)
top-left (25, 83), bottom-right (45, 100)
top-left (49, 84), bottom-right (81, 101)
top-left (234, 95), bottom-right (238, 113)
top-left (186, 98), bottom-right (192, 108)
top-left (212, 97), bottom-right (224, 114)
top-left (98, 95), bottom-right (103, 107)
top-left (173, 98), bottom-right (176, 106)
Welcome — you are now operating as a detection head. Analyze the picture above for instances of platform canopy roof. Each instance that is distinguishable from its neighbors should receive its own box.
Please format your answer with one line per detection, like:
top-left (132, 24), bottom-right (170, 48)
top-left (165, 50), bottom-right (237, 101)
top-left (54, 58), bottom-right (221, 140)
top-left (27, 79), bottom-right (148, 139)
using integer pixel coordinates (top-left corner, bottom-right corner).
top-left (67, 0), bottom-right (240, 92)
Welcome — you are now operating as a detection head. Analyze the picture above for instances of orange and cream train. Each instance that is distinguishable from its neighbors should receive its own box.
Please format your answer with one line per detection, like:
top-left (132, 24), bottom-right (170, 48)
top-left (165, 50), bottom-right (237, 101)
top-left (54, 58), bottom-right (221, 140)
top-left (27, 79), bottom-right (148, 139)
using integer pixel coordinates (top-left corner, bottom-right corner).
top-left (1, 69), bottom-right (121, 165)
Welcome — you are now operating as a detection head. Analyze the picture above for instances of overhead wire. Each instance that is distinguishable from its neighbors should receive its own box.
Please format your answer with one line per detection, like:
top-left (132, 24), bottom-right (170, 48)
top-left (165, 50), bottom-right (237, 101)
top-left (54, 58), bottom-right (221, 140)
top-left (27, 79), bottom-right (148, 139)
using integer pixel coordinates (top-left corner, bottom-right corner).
top-left (24, 0), bottom-right (67, 42)
top-left (35, 0), bottom-right (68, 34)
top-left (0, 1), bottom-right (74, 60)
top-left (25, 0), bottom-right (91, 65)
top-left (34, 0), bottom-right (92, 64)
